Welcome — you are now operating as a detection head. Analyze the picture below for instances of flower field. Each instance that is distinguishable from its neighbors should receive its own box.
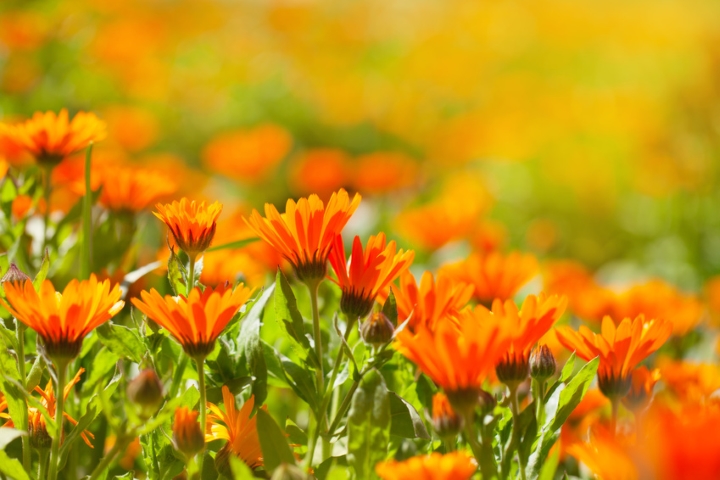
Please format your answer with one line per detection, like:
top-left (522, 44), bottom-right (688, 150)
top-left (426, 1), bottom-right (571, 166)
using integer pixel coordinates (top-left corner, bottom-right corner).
top-left (1, 0), bottom-right (720, 479)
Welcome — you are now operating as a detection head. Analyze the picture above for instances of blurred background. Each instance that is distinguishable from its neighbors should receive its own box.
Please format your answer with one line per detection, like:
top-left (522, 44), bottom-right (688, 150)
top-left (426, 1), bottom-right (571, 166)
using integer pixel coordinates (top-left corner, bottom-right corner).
top-left (1, 0), bottom-right (720, 293)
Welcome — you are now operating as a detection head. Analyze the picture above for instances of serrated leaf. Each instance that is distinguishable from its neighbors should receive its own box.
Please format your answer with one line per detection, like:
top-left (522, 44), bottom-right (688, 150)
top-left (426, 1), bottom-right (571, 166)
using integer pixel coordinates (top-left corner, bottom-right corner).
top-left (96, 322), bottom-right (146, 363)
top-left (274, 269), bottom-right (312, 353)
top-left (0, 450), bottom-right (29, 480)
top-left (257, 408), bottom-right (296, 474)
top-left (388, 392), bottom-right (430, 439)
top-left (238, 285), bottom-right (273, 406)
top-left (347, 369), bottom-right (391, 479)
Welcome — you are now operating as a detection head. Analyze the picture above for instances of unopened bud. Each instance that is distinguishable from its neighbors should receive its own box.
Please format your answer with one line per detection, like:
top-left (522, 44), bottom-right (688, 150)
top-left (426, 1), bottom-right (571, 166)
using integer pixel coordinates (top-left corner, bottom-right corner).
top-left (172, 407), bottom-right (204, 458)
top-left (271, 463), bottom-right (311, 480)
top-left (127, 369), bottom-right (164, 418)
top-left (1, 263), bottom-right (31, 285)
top-left (529, 345), bottom-right (556, 381)
top-left (29, 412), bottom-right (51, 449)
top-left (431, 393), bottom-right (463, 439)
top-left (360, 312), bottom-right (395, 348)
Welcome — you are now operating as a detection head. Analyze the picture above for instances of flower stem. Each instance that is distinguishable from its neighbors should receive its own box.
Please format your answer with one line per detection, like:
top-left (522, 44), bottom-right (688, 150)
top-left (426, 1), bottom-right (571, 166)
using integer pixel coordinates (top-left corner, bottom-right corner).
top-left (463, 413), bottom-right (497, 479)
top-left (611, 397), bottom-right (619, 438)
top-left (187, 253), bottom-right (197, 295)
top-left (80, 143), bottom-right (94, 280)
top-left (308, 280), bottom-right (324, 392)
top-left (38, 449), bottom-right (49, 480)
top-left (327, 380), bottom-right (359, 438)
top-left (48, 361), bottom-right (68, 480)
top-left (195, 357), bottom-right (207, 476)
top-left (87, 435), bottom-right (130, 480)
top-left (41, 165), bottom-right (53, 256)
top-left (15, 321), bottom-right (30, 472)
top-left (534, 378), bottom-right (547, 427)
top-left (510, 386), bottom-right (528, 480)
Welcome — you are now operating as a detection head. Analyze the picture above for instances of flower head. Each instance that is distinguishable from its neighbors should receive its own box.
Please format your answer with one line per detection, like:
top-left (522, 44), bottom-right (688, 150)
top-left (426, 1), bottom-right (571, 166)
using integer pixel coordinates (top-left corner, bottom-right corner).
top-left (0, 276), bottom-right (124, 362)
top-left (132, 284), bottom-right (255, 360)
top-left (244, 188), bottom-right (361, 283)
top-left (556, 316), bottom-right (671, 399)
top-left (566, 428), bottom-right (638, 480)
top-left (207, 386), bottom-right (264, 470)
top-left (98, 166), bottom-right (177, 212)
top-left (5, 109), bottom-right (106, 165)
top-left (154, 198), bottom-right (223, 257)
top-left (173, 407), bottom-right (205, 458)
top-left (329, 233), bottom-right (414, 319)
top-left (375, 451), bottom-right (476, 480)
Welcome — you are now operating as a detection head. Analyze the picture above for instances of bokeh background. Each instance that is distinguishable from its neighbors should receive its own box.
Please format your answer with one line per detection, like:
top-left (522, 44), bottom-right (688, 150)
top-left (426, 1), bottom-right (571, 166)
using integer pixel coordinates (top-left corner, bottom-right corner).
top-left (2, 0), bottom-right (720, 293)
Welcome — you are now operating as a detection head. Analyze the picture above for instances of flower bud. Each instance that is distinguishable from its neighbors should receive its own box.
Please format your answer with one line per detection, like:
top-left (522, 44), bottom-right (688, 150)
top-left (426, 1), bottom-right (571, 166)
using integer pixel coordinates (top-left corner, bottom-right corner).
top-left (1, 263), bottom-right (31, 285)
top-left (28, 411), bottom-right (51, 450)
top-left (360, 312), bottom-right (395, 348)
top-left (127, 369), bottom-right (165, 418)
top-left (172, 407), bottom-right (204, 458)
top-left (495, 352), bottom-right (529, 387)
top-left (271, 463), bottom-right (311, 480)
top-left (529, 345), bottom-right (556, 381)
top-left (431, 393), bottom-right (463, 439)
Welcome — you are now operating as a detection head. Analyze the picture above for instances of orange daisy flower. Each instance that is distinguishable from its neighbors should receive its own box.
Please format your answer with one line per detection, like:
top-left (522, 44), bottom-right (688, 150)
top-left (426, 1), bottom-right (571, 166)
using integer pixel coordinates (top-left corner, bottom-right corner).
top-left (5, 109), bottom-right (106, 165)
top-left (329, 233), bottom-right (414, 319)
top-left (394, 307), bottom-right (511, 414)
top-left (380, 271), bottom-right (473, 331)
top-left (555, 316), bottom-right (671, 399)
top-left (244, 188), bottom-right (361, 283)
top-left (172, 407), bottom-right (204, 458)
top-left (98, 166), bottom-right (177, 212)
top-left (476, 293), bottom-right (567, 386)
top-left (207, 386), bottom-right (264, 471)
top-left (622, 366), bottom-right (660, 411)
top-left (131, 284), bottom-right (255, 360)
top-left (375, 451), bottom-right (477, 480)
top-left (154, 198), bottom-right (223, 258)
top-left (0, 276), bottom-right (124, 362)
top-left (440, 251), bottom-right (538, 306)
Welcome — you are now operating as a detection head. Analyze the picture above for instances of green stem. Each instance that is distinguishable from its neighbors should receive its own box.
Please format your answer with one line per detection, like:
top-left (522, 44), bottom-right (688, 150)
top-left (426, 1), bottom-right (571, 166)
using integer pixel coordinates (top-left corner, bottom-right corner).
top-left (304, 411), bottom-right (319, 469)
top-left (15, 322), bottom-right (30, 472)
top-left (534, 379), bottom-right (546, 428)
top-left (611, 397), bottom-right (619, 438)
top-left (327, 380), bottom-right (359, 438)
top-left (463, 414), bottom-right (496, 479)
top-left (80, 143), bottom-right (94, 280)
top-left (41, 165), bottom-right (53, 256)
top-left (187, 254), bottom-right (197, 295)
top-left (87, 436), bottom-right (130, 480)
top-left (444, 440), bottom-right (455, 453)
top-left (195, 358), bottom-right (207, 476)
top-left (308, 280), bottom-right (324, 392)
top-left (38, 449), bottom-right (49, 480)
top-left (48, 361), bottom-right (68, 480)
top-left (508, 386), bottom-right (527, 480)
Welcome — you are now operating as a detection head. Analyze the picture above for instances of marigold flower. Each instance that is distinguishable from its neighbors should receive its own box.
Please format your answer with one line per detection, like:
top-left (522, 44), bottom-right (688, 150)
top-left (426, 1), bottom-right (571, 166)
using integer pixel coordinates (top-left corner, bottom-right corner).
top-left (154, 198), bottom-right (222, 257)
top-left (375, 451), bottom-right (476, 480)
top-left (329, 233), bottom-right (414, 319)
top-left (207, 386), bottom-right (264, 470)
top-left (98, 166), bottom-right (177, 212)
top-left (381, 271), bottom-right (473, 331)
top-left (622, 366), bottom-right (660, 411)
top-left (431, 393), bottom-right (463, 438)
top-left (132, 284), bottom-right (255, 360)
top-left (244, 188), bottom-right (361, 283)
top-left (556, 316), bottom-right (671, 400)
top-left (5, 109), bottom-right (106, 165)
top-left (173, 407), bottom-right (205, 458)
top-left (440, 251), bottom-right (538, 306)
top-left (0, 276), bottom-right (124, 362)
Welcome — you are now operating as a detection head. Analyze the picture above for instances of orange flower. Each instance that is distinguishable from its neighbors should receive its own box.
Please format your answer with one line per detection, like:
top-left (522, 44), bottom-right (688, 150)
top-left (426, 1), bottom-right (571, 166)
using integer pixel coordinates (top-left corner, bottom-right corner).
top-left (5, 109), bottom-right (106, 164)
top-left (289, 148), bottom-right (350, 197)
top-left (543, 260), bottom-right (615, 322)
top-left (440, 251), bottom-right (538, 306)
top-left (244, 188), bottom-right (361, 283)
top-left (206, 386), bottom-right (264, 470)
top-left (375, 451), bottom-right (476, 480)
top-left (172, 407), bottom-right (205, 458)
top-left (352, 151), bottom-right (418, 194)
top-left (0, 276), bottom-right (124, 362)
top-left (394, 306), bottom-right (511, 413)
top-left (657, 358), bottom-right (720, 407)
top-left (381, 271), bottom-right (473, 331)
top-left (4, 369), bottom-right (94, 449)
top-left (566, 428), bottom-right (638, 480)
top-left (556, 316), bottom-right (671, 399)
top-left (98, 166), bottom-right (177, 212)
top-left (131, 284), bottom-right (255, 360)
top-left (622, 366), bottom-right (660, 411)
top-left (431, 393), bottom-right (463, 438)
top-left (329, 233), bottom-right (414, 319)
top-left (154, 198), bottom-right (223, 257)
top-left (11, 194), bottom-right (33, 220)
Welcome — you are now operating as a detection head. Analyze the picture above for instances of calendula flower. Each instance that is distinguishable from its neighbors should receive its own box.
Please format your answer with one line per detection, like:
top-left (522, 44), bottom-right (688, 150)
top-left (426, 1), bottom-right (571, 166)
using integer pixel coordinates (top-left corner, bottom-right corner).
top-left (207, 386), bottom-right (264, 472)
top-left (244, 188), bottom-right (361, 283)
top-left (566, 428), bottom-right (638, 480)
top-left (172, 407), bottom-right (205, 458)
top-left (132, 284), bottom-right (255, 360)
top-left (0, 276), bottom-right (124, 362)
top-left (98, 166), bottom-right (177, 212)
top-left (154, 198), bottom-right (223, 258)
top-left (622, 366), bottom-right (660, 411)
top-left (478, 294), bottom-right (567, 386)
top-left (657, 358), bottom-right (720, 407)
top-left (431, 393), bottom-right (463, 438)
top-left (329, 233), bottom-right (414, 319)
top-left (556, 316), bottom-right (671, 400)
top-left (375, 451), bottom-right (476, 480)
top-left (440, 251), bottom-right (538, 306)
top-left (381, 271), bottom-right (473, 331)
top-left (394, 308), bottom-right (511, 414)
top-left (5, 109), bottom-right (106, 165)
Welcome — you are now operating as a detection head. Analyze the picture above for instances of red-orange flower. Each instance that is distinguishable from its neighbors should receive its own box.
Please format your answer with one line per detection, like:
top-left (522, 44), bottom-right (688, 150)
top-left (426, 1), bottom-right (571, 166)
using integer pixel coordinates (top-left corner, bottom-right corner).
top-left (206, 386), bottom-right (264, 470)
top-left (375, 451), bottom-right (476, 480)
top-left (244, 188), bottom-right (361, 283)
top-left (5, 109), bottom-right (106, 164)
top-left (440, 251), bottom-right (538, 306)
top-left (172, 407), bottom-right (204, 457)
top-left (556, 316), bottom-right (671, 399)
top-left (154, 198), bottom-right (223, 257)
top-left (329, 233), bottom-right (414, 319)
top-left (0, 276), bottom-right (124, 362)
top-left (132, 284), bottom-right (255, 360)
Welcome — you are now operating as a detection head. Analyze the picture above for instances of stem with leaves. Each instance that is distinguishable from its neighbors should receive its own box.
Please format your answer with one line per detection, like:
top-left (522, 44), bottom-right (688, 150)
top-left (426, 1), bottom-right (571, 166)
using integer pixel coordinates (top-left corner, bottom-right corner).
top-left (195, 357), bottom-right (207, 476)
top-left (47, 360), bottom-right (68, 480)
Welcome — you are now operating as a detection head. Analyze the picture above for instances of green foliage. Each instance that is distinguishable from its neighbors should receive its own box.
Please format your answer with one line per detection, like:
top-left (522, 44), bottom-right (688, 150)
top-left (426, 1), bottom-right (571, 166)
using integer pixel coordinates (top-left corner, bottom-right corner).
top-left (257, 408), bottom-right (296, 474)
top-left (96, 322), bottom-right (146, 363)
top-left (237, 285), bottom-right (273, 406)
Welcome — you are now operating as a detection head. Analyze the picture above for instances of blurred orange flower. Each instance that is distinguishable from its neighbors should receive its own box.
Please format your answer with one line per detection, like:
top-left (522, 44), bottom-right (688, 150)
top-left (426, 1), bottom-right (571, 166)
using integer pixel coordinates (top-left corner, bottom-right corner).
top-left (657, 358), bottom-right (720, 407)
top-left (622, 366), bottom-right (660, 411)
top-left (154, 198), bottom-right (223, 257)
top-left (102, 105), bottom-right (159, 152)
top-left (11, 194), bottom-right (33, 220)
top-left (99, 166), bottom-right (177, 212)
top-left (566, 428), bottom-right (638, 480)
top-left (289, 148), bottom-right (350, 197)
top-left (543, 260), bottom-right (615, 321)
top-left (202, 124), bottom-right (292, 183)
top-left (352, 151), bottom-right (418, 194)
top-left (375, 451), bottom-right (476, 480)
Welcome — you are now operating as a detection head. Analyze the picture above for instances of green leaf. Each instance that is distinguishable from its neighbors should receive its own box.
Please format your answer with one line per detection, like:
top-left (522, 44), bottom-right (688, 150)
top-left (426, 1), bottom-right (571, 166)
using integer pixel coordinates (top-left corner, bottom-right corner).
top-left (32, 249), bottom-right (50, 290)
top-left (206, 237), bottom-right (260, 252)
top-left (0, 427), bottom-right (25, 450)
top-left (96, 322), bottom-right (146, 363)
top-left (347, 369), bottom-right (391, 479)
top-left (388, 392), bottom-right (430, 439)
top-left (538, 445), bottom-right (560, 480)
top-left (281, 356), bottom-right (319, 411)
top-left (229, 456), bottom-right (256, 479)
top-left (0, 450), bottom-right (29, 480)
top-left (167, 247), bottom-right (187, 296)
top-left (25, 354), bottom-right (44, 391)
top-left (237, 285), bottom-right (273, 405)
top-left (381, 288), bottom-right (398, 327)
top-left (0, 338), bottom-right (26, 432)
top-left (274, 269), bottom-right (312, 353)
top-left (560, 352), bottom-right (576, 382)
top-left (549, 356), bottom-right (599, 431)
top-left (256, 408), bottom-right (296, 474)
top-left (286, 418), bottom-right (308, 446)
top-left (81, 347), bottom-right (120, 394)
